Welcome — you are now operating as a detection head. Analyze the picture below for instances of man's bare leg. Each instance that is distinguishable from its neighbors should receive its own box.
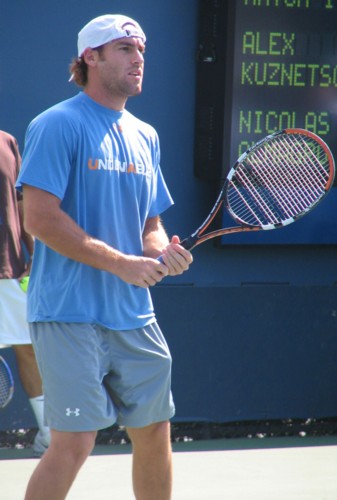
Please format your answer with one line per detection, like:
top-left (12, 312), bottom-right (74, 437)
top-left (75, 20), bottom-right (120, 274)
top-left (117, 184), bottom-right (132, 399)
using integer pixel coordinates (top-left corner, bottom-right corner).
top-left (127, 421), bottom-right (172, 500)
top-left (13, 344), bottom-right (42, 397)
top-left (13, 344), bottom-right (50, 454)
top-left (24, 430), bottom-right (96, 500)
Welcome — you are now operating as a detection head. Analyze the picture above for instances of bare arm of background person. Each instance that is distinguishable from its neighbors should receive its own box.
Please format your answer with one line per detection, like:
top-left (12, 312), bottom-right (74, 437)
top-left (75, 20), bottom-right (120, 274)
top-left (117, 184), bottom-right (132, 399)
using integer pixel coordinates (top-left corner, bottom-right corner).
top-left (17, 199), bottom-right (34, 278)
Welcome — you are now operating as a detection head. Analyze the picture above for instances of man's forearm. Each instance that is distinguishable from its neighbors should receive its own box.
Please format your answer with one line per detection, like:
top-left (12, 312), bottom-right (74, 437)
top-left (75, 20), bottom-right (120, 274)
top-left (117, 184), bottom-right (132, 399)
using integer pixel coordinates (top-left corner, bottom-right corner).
top-left (142, 216), bottom-right (169, 258)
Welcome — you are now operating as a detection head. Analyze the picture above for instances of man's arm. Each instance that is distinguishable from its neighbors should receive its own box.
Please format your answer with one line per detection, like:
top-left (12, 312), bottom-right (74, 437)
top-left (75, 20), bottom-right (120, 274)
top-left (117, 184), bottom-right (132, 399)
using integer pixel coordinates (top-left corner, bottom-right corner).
top-left (142, 216), bottom-right (169, 258)
top-left (143, 216), bottom-right (193, 276)
top-left (22, 185), bottom-right (169, 288)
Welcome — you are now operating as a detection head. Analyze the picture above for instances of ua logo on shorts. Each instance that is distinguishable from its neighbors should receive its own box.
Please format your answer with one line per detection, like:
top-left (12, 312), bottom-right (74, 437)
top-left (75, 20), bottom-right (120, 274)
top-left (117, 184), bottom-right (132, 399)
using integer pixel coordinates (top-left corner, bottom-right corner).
top-left (66, 408), bottom-right (80, 417)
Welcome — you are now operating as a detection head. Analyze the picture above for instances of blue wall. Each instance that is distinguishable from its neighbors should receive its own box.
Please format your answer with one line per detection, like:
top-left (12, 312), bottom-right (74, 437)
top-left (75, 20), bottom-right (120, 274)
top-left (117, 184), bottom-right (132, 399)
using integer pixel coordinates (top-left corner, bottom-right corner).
top-left (1, 0), bottom-right (337, 430)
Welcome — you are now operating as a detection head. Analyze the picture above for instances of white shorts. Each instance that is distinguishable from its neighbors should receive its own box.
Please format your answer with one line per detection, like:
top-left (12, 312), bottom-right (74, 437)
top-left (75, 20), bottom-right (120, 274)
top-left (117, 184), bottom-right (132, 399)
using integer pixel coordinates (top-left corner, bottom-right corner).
top-left (0, 279), bottom-right (31, 345)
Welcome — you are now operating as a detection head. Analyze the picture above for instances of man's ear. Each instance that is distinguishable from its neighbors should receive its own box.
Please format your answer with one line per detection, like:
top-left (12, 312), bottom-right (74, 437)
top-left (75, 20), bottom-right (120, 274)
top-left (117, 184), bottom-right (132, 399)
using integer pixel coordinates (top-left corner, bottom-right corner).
top-left (82, 48), bottom-right (98, 67)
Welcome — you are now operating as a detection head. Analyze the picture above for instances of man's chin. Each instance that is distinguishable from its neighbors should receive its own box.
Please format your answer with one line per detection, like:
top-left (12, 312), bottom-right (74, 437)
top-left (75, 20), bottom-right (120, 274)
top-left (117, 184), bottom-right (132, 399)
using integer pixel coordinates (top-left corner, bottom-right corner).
top-left (129, 87), bottom-right (142, 97)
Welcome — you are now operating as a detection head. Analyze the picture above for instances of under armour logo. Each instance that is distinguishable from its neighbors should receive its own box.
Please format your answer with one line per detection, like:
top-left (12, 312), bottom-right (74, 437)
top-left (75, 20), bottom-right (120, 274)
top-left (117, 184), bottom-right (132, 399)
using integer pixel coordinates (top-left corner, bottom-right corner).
top-left (66, 408), bottom-right (80, 417)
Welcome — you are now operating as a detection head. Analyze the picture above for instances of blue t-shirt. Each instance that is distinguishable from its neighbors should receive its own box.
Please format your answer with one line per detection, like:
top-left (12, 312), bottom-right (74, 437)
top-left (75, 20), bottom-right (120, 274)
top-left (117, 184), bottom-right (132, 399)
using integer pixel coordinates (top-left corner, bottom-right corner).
top-left (17, 92), bottom-right (174, 329)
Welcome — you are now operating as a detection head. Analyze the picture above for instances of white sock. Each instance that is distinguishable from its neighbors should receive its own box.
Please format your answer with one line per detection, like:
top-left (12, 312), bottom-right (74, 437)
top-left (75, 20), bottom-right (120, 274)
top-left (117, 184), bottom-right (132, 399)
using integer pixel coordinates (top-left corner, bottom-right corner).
top-left (29, 395), bottom-right (50, 444)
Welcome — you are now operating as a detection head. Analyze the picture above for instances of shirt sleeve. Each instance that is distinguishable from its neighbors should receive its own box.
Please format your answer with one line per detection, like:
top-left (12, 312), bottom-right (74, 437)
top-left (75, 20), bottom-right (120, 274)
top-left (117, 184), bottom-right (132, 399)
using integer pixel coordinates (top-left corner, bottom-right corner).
top-left (16, 109), bottom-right (77, 200)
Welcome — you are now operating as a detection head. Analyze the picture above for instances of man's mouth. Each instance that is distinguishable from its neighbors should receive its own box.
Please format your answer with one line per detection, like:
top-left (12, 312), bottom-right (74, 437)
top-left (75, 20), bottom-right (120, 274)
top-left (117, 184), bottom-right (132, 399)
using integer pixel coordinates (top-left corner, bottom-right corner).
top-left (129, 69), bottom-right (142, 77)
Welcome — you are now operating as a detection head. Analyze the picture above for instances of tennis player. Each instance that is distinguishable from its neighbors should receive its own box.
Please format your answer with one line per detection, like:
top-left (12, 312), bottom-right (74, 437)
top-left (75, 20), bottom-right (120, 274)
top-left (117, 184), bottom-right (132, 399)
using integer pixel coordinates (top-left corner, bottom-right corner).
top-left (17, 14), bottom-right (192, 500)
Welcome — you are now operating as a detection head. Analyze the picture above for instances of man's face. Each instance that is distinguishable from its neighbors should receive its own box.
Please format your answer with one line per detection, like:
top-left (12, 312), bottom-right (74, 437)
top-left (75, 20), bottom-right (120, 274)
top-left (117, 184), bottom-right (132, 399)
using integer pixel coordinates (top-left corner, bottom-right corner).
top-left (95, 37), bottom-right (145, 99)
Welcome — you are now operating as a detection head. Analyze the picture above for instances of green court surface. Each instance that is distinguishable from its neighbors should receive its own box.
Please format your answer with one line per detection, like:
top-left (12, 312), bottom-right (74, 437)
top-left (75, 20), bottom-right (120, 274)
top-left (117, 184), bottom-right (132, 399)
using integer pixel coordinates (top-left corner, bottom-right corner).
top-left (1, 436), bottom-right (337, 499)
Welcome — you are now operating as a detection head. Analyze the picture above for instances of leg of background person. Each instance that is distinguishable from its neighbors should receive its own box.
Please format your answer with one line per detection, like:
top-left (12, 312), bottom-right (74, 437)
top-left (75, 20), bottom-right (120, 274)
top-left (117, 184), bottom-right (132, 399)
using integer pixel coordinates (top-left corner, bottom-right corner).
top-left (13, 344), bottom-right (42, 396)
top-left (127, 421), bottom-right (172, 500)
top-left (25, 430), bottom-right (97, 500)
top-left (12, 344), bottom-right (50, 453)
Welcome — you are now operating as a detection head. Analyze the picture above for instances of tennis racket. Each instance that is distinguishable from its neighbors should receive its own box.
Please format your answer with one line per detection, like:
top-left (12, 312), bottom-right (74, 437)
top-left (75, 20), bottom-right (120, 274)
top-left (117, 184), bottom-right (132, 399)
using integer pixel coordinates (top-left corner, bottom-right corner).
top-left (179, 128), bottom-right (335, 251)
top-left (0, 355), bottom-right (14, 409)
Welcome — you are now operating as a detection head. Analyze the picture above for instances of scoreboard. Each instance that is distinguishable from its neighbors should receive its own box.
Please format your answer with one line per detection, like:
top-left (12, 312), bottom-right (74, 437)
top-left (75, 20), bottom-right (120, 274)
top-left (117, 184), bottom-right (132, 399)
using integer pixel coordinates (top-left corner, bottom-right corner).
top-left (195, 0), bottom-right (337, 244)
top-left (230, 0), bottom-right (337, 165)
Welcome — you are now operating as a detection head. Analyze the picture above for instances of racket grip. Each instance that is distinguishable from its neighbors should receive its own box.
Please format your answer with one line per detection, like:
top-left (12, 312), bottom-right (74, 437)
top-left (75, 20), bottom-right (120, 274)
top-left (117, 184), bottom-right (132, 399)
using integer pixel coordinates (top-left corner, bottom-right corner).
top-left (157, 255), bottom-right (164, 263)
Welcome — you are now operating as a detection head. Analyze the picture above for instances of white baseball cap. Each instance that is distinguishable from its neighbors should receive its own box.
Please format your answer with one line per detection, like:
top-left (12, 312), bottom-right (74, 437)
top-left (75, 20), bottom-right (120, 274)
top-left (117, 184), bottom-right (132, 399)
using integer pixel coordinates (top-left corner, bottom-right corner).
top-left (77, 14), bottom-right (146, 57)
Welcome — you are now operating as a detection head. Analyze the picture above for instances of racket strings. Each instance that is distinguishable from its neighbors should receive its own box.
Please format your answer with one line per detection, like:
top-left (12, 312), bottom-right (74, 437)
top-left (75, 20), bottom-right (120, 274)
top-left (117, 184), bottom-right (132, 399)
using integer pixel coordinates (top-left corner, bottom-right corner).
top-left (227, 133), bottom-right (331, 227)
top-left (267, 135), bottom-right (330, 208)
top-left (252, 142), bottom-right (321, 217)
top-left (252, 151), bottom-right (306, 218)
top-left (0, 359), bottom-right (14, 408)
top-left (230, 169), bottom-right (278, 225)
top-left (271, 136), bottom-right (329, 198)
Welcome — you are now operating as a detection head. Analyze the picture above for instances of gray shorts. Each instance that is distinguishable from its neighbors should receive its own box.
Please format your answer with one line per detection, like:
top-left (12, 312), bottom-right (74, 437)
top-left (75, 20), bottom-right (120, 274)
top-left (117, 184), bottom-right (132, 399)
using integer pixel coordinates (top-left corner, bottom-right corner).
top-left (29, 321), bottom-right (175, 432)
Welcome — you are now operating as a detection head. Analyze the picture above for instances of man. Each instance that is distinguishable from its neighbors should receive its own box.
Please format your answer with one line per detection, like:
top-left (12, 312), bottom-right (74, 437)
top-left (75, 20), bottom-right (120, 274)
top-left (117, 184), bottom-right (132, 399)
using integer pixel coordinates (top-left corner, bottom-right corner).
top-left (0, 130), bottom-right (50, 457)
top-left (17, 14), bottom-right (193, 500)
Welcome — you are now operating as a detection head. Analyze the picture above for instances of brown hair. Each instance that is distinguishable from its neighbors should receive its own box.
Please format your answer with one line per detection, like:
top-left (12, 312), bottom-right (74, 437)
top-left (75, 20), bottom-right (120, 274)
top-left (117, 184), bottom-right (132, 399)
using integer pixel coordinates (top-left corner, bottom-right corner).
top-left (69, 57), bottom-right (87, 87)
top-left (69, 45), bottom-right (105, 87)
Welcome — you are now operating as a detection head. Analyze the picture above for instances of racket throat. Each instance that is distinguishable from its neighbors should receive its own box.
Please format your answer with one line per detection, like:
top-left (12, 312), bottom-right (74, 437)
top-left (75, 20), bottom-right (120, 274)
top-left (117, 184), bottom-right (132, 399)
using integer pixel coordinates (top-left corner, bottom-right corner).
top-left (180, 235), bottom-right (198, 251)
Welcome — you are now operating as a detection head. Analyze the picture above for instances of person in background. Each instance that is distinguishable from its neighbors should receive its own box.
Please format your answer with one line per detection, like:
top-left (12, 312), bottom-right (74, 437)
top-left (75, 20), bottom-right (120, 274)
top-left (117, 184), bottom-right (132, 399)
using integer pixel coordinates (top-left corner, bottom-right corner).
top-left (17, 13), bottom-right (193, 500)
top-left (0, 130), bottom-right (50, 457)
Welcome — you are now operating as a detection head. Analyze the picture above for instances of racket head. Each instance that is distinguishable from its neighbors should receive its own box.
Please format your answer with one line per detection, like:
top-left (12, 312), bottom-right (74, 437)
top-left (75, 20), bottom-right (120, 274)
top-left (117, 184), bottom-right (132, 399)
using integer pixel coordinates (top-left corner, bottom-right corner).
top-left (0, 356), bottom-right (14, 409)
top-left (225, 128), bottom-right (335, 230)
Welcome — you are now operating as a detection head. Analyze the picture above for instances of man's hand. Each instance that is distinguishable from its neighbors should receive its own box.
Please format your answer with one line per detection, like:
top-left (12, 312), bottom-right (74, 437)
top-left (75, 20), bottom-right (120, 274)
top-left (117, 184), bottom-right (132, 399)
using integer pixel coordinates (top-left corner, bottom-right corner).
top-left (116, 255), bottom-right (169, 288)
top-left (160, 235), bottom-right (193, 276)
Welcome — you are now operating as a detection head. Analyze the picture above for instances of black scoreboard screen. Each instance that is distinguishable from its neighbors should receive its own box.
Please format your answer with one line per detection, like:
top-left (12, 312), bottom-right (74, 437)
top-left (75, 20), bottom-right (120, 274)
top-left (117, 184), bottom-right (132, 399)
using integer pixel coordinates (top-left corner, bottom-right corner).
top-left (195, 0), bottom-right (337, 244)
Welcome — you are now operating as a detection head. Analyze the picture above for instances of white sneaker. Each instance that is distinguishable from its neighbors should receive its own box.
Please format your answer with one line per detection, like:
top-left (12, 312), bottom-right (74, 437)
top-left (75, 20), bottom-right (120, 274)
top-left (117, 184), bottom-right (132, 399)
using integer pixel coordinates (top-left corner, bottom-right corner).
top-left (32, 431), bottom-right (50, 457)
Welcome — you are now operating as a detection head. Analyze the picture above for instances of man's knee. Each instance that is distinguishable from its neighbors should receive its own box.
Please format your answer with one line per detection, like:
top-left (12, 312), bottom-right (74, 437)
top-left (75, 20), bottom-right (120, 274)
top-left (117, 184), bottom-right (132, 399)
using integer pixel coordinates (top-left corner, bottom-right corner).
top-left (51, 430), bottom-right (97, 463)
top-left (126, 421), bottom-right (171, 449)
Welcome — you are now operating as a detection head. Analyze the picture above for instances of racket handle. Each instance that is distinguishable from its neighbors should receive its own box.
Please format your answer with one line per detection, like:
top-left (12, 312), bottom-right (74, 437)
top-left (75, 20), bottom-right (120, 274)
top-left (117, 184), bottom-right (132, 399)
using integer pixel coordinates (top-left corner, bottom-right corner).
top-left (157, 255), bottom-right (164, 263)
